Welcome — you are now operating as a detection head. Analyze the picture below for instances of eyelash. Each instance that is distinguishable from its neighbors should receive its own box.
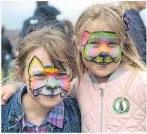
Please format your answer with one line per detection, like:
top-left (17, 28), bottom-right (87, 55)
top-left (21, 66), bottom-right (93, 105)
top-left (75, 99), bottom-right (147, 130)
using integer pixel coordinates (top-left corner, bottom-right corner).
top-left (56, 73), bottom-right (68, 79)
top-left (90, 41), bottom-right (98, 44)
top-left (108, 42), bottom-right (117, 46)
top-left (32, 72), bottom-right (69, 80)
top-left (90, 42), bottom-right (117, 47)
top-left (34, 74), bottom-right (46, 78)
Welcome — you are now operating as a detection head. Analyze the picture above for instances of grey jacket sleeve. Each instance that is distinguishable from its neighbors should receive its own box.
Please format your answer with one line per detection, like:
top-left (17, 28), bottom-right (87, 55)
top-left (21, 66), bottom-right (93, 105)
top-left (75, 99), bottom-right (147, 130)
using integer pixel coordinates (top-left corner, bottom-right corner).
top-left (126, 10), bottom-right (146, 60)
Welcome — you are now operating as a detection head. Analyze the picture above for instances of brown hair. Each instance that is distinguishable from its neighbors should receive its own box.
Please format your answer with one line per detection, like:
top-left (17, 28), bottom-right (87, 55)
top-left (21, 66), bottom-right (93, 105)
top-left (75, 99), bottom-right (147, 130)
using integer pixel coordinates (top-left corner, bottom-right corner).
top-left (74, 3), bottom-right (146, 79)
top-left (3, 26), bottom-right (80, 84)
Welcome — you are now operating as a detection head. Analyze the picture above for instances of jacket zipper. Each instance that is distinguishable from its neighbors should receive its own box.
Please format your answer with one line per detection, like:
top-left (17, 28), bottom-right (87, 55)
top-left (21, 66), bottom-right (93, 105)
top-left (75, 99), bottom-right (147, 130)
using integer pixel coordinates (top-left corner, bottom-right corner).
top-left (100, 88), bottom-right (104, 133)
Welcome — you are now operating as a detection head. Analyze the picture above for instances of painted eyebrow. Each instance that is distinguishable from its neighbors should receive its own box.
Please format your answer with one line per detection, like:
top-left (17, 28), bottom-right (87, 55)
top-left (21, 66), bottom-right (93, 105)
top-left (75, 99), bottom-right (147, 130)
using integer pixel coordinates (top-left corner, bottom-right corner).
top-left (88, 38), bottom-right (118, 44)
top-left (30, 70), bottom-right (45, 75)
top-left (91, 36), bottom-right (118, 40)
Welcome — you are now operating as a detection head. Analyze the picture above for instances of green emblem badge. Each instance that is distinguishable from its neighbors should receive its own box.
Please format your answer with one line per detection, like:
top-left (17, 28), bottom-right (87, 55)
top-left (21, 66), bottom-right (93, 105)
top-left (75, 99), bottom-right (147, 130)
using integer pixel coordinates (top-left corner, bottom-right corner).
top-left (113, 97), bottom-right (130, 115)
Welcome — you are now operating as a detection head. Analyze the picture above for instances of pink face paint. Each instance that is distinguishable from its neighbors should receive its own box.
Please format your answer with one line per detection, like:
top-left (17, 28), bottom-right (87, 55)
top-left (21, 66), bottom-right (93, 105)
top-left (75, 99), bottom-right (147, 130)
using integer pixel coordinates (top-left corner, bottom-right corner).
top-left (28, 56), bottom-right (71, 98)
top-left (81, 31), bottom-right (90, 46)
top-left (57, 73), bottom-right (70, 91)
top-left (82, 31), bottom-right (122, 64)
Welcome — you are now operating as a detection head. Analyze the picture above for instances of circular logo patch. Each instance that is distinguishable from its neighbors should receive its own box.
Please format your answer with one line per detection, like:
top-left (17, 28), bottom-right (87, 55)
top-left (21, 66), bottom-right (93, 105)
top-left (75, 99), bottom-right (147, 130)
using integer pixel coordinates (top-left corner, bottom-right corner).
top-left (113, 97), bottom-right (130, 115)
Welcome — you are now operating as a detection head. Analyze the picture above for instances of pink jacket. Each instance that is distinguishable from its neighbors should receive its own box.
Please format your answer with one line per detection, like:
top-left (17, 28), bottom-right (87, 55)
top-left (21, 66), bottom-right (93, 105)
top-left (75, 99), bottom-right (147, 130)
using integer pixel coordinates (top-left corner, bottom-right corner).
top-left (71, 66), bottom-right (146, 133)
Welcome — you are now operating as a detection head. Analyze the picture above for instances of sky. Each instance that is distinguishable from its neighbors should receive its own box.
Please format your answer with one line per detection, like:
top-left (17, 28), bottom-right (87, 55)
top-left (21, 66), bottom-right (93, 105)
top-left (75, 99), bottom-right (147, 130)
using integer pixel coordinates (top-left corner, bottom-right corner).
top-left (1, 0), bottom-right (117, 30)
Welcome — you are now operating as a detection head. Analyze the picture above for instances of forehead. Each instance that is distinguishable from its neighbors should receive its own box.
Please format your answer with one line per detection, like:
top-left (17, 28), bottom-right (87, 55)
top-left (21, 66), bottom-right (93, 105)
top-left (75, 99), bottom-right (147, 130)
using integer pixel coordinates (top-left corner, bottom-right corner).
top-left (25, 47), bottom-right (70, 72)
top-left (84, 19), bottom-right (114, 33)
top-left (25, 47), bottom-right (52, 66)
top-left (89, 31), bottom-right (117, 39)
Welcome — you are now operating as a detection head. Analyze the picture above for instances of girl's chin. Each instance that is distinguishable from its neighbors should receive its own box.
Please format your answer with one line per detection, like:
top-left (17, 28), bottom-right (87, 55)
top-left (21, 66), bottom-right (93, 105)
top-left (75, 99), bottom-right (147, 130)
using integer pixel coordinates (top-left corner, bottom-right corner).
top-left (93, 70), bottom-right (112, 78)
top-left (40, 94), bottom-right (60, 99)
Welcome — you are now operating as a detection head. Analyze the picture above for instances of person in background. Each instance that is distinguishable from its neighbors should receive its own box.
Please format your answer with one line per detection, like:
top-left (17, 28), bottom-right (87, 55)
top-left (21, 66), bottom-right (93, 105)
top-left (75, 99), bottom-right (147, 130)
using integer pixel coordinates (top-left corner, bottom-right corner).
top-left (20, 1), bottom-right (64, 38)
top-left (140, 8), bottom-right (147, 27)
top-left (63, 20), bottom-right (73, 42)
top-left (1, 26), bottom-right (13, 78)
top-left (120, 1), bottom-right (146, 63)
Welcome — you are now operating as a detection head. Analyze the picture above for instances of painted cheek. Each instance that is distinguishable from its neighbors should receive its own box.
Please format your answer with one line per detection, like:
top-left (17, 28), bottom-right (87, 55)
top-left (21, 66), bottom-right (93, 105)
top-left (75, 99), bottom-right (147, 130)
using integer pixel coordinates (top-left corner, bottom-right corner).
top-left (109, 46), bottom-right (121, 58)
top-left (86, 43), bottom-right (109, 57)
top-left (57, 77), bottom-right (70, 92)
top-left (84, 45), bottom-right (99, 57)
top-left (30, 77), bottom-right (46, 89)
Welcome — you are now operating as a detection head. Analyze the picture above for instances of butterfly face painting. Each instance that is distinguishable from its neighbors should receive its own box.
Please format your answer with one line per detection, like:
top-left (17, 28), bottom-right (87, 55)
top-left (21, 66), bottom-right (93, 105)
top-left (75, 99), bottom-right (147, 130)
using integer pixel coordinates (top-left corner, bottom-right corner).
top-left (28, 56), bottom-right (71, 98)
top-left (82, 31), bottom-right (122, 65)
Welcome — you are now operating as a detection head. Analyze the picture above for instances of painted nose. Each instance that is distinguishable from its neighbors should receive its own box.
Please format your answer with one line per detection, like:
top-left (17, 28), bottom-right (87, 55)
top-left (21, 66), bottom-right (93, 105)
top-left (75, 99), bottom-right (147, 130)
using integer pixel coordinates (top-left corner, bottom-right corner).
top-left (99, 52), bottom-right (108, 57)
top-left (46, 85), bottom-right (58, 90)
top-left (46, 76), bottom-right (58, 90)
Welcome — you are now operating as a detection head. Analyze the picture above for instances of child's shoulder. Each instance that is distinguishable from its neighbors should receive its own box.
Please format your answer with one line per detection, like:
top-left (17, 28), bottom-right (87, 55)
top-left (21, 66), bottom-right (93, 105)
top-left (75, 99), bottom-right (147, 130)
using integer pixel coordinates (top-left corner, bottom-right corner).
top-left (2, 86), bottom-right (26, 122)
top-left (64, 96), bottom-right (80, 111)
top-left (63, 96), bottom-right (78, 106)
top-left (63, 96), bottom-right (80, 119)
top-left (123, 66), bottom-right (147, 86)
top-left (1, 91), bottom-right (19, 124)
top-left (136, 70), bottom-right (147, 87)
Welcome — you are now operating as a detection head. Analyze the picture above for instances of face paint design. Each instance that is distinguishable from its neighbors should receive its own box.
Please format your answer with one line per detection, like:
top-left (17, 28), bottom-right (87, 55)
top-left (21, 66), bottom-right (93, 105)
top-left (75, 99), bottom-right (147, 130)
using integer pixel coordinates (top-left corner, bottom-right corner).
top-left (28, 56), bottom-right (71, 98)
top-left (82, 31), bottom-right (122, 65)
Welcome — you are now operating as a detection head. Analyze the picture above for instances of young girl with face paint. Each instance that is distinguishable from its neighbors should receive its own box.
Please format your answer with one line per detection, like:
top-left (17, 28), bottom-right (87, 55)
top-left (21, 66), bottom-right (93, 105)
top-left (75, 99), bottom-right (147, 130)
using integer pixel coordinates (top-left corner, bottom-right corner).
top-left (72, 4), bottom-right (146, 133)
top-left (1, 27), bottom-right (81, 132)
top-left (1, 4), bottom-right (147, 133)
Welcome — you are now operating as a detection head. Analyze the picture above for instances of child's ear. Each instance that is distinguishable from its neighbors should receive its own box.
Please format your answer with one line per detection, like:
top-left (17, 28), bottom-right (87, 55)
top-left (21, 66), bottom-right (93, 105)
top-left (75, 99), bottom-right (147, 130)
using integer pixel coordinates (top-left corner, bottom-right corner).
top-left (15, 66), bottom-right (21, 75)
top-left (81, 31), bottom-right (90, 45)
top-left (76, 31), bottom-right (91, 52)
top-left (76, 43), bottom-right (82, 52)
top-left (15, 66), bottom-right (24, 81)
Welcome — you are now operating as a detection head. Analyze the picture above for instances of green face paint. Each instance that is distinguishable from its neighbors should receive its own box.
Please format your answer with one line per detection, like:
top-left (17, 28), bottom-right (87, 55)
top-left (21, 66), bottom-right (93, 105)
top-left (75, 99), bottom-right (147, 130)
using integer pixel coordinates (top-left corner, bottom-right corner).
top-left (82, 31), bottom-right (122, 64)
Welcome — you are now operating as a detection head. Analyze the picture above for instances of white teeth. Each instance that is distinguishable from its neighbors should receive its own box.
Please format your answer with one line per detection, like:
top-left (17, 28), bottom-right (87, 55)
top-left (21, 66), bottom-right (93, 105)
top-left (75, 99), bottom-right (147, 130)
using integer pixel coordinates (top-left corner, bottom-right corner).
top-left (99, 62), bottom-right (108, 65)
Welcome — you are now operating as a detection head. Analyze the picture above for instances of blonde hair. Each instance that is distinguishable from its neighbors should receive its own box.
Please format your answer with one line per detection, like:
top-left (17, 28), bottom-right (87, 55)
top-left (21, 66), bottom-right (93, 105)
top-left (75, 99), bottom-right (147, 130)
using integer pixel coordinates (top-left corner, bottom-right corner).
top-left (74, 3), bottom-right (146, 79)
top-left (3, 26), bottom-right (80, 84)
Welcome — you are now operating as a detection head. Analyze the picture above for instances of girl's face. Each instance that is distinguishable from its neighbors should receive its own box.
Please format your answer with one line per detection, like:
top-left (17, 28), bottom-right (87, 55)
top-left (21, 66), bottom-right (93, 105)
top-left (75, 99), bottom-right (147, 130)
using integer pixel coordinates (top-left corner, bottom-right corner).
top-left (22, 47), bottom-right (71, 108)
top-left (80, 21), bottom-right (122, 77)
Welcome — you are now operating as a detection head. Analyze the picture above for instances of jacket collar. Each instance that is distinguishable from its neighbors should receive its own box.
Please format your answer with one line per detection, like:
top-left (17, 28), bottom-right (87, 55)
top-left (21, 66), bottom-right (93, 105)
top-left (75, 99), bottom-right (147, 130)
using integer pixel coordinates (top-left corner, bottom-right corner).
top-left (88, 65), bottom-right (128, 84)
top-left (9, 85), bottom-right (65, 128)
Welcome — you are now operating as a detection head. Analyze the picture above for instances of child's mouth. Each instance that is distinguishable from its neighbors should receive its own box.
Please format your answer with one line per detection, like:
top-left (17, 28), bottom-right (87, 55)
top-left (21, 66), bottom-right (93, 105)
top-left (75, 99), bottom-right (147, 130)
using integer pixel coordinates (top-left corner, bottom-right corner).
top-left (99, 62), bottom-right (109, 65)
top-left (45, 94), bottom-right (59, 98)
top-left (47, 92), bottom-right (59, 98)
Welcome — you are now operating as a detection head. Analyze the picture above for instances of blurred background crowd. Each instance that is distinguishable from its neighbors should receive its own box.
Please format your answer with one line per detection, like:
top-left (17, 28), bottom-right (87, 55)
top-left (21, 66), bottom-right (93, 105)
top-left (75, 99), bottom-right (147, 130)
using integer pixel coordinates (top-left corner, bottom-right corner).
top-left (1, 0), bottom-right (146, 81)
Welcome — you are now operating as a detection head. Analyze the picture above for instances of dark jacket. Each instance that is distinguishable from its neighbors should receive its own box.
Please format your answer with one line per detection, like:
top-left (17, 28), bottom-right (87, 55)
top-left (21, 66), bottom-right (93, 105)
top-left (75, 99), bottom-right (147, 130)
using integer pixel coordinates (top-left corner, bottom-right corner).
top-left (1, 35), bottom-right (13, 63)
top-left (1, 86), bottom-right (81, 132)
top-left (126, 9), bottom-right (146, 61)
top-left (20, 4), bottom-right (64, 38)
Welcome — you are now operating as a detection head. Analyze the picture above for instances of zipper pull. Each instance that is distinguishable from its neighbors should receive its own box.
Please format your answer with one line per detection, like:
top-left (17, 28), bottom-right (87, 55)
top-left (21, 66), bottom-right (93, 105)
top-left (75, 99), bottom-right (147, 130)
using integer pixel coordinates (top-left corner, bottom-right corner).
top-left (100, 88), bottom-right (104, 97)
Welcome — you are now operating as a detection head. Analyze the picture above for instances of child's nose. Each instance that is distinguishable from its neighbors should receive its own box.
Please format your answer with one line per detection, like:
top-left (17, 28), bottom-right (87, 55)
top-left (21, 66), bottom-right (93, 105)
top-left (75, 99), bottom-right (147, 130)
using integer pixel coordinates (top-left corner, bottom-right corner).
top-left (99, 52), bottom-right (108, 57)
top-left (46, 76), bottom-right (58, 89)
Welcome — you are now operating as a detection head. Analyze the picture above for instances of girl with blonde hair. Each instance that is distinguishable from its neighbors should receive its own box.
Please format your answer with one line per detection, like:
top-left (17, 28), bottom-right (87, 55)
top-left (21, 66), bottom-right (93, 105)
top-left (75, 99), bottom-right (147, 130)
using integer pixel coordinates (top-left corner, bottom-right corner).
top-left (73, 3), bottom-right (146, 132)
top-left (1, 3), bottom-right (147, 133)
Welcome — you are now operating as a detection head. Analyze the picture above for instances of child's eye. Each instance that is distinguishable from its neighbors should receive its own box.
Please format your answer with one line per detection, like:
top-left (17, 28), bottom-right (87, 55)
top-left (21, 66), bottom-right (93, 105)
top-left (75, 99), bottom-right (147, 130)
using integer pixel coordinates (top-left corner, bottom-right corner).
top-left (108, 42), bottom-right (117, 46)
top-left (90, 43), bottom-right (100, 48)
top-left (56, 73), bottom-right (68, 79)
top-left (34, 73), bottom-right (46, 78)
top-left (89, 40), bottom-right (100, 45)
top-left (90, 41), bottom-right (97, 44)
